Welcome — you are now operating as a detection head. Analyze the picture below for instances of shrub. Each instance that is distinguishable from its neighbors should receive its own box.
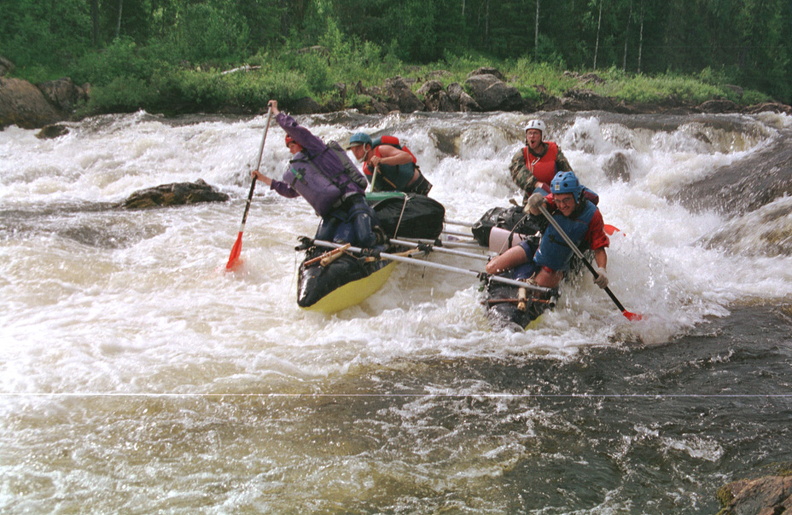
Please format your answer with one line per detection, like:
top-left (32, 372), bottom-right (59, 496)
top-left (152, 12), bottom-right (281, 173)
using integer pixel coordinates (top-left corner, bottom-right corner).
top-left (224, 69), bottom-right (312, 108)
top-left (84, 76), bottom-right (156, 113)
top-left (168, 3), bottom-right (249, 64)
top-left (69, 37), bottom-right (159, 86)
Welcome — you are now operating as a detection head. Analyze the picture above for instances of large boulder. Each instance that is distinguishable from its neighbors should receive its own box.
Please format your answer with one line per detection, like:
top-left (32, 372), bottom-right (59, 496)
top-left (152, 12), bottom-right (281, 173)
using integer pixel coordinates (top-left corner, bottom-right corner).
top-left (121, 179), bottom-right (229, 209)
top-left (469, 66), bottom-right (507, 82)
top-left (417, 80), bottom-right (456, 112)
top-left (37, 77), bottom-right (89, 112)
top-left (36, 124), bottom-right (70, 139)
top-left (0, 77), bottom-right (64, 129)
top-left (290, 96), bottom-right (323, 115)
top-left (717, 475), bottom-right (792, 514)
top-left (382, 76), bottom-right (425, 113)
top-left (447, 83), bottom-right (481, 112)
top-left (464, 73), bottom-right (523, 112)
top-left (675, 124), bottom-right (792, 215)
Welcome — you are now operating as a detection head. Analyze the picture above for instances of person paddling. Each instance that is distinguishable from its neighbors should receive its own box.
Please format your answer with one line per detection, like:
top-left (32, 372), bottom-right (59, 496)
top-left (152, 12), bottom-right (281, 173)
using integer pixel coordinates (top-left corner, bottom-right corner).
top-left (252, 100), bottom-right (380, 248)
top-left (510, 119), bottom-right (574, 204)
top-left (347, 132), bottom-right (433, 195)
top-left (486, 171), bottom-right (610, 290)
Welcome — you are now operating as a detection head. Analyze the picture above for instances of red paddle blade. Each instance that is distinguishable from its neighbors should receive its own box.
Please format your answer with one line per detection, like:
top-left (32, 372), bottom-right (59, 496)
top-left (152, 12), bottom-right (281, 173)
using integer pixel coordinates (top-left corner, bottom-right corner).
top-left (225, 232), bottom-right (244, 269)
top-left (604, 224), bottom-right (620, 236)
top-left (622, 310), bottom-right (643, 321)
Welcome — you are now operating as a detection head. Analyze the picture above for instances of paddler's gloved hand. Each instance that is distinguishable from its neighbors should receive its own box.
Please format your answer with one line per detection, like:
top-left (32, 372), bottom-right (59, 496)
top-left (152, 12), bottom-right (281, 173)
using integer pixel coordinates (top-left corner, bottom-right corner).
top-left (524, 192), bottom-right (545, 213)
top-left (594, 268), bottom-right (609, 289)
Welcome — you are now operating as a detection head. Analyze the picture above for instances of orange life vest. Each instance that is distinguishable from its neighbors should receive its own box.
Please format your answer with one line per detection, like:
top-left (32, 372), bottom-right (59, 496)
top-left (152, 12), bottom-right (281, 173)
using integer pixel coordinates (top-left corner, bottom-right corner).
top-left (522, 141), bottom-right (560, 184)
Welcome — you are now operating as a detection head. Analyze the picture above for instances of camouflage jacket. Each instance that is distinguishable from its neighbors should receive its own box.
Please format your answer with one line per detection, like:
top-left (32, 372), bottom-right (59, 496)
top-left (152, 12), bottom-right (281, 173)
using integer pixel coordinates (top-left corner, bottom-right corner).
top-left (509, 143), bottom-right (573, 202)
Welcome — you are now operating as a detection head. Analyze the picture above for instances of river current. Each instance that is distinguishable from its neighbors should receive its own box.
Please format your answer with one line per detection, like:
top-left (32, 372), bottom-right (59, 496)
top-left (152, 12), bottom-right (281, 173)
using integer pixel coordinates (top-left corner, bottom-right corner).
top-left (1, 109), bottom-right (791, 513)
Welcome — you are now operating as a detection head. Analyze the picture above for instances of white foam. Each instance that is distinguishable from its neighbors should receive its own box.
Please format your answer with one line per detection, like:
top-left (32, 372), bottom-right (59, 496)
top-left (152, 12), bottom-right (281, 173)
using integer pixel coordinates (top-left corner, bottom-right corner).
top-left (2, 111), bottom-right (790, 396)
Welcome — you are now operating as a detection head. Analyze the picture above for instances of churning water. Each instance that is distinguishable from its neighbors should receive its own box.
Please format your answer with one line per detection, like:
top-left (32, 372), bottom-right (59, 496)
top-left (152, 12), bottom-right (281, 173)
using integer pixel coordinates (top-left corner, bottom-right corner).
top-left (1, 109), bottom-right (790, 513)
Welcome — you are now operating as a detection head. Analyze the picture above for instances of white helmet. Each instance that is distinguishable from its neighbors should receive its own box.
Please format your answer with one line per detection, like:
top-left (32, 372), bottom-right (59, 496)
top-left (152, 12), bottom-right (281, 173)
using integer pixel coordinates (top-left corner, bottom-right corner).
top-left (524, 119), bottom-right (546, 134)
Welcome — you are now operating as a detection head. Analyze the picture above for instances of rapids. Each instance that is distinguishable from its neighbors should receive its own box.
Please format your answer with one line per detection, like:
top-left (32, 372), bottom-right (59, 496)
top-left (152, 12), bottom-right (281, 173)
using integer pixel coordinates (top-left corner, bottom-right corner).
top-left (1, 109), bottom-right (790, 513)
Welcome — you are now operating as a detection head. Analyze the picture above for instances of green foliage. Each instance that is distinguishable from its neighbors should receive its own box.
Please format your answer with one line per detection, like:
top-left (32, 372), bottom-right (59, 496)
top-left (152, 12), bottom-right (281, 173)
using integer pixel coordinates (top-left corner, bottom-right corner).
top-left (509, 60), bottom-right (577, 98)
top-left (2, 0), bottom-right (789, 110)
top-left (158, 2), bottom-right (250, 65)
top-left (741, 89), bottom-right (772, 105)
top-left (603, 73), bottom-right (725, 104)
top-left (699, 66), bottom-right (738, 87)
top-left (0, 0), bottom-right (90, 73)
top-left (224, 69), bottom-right (312, 107)
top-left (156, 70), bottom-right (229, 111)
top-left (69, 37), bottom-right (161, 86)
top-left (84, 76), bottom-right (157, 113)
top-left (11, 64), bottom-right (60, 85)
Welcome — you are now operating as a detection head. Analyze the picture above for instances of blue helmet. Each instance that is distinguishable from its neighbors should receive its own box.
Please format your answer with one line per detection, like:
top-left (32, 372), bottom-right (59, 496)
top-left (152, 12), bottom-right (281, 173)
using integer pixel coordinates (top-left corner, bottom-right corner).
top-left (551, 171), bottom-right (583, 197)
top-left (347, 132), bottom-right (372, 149)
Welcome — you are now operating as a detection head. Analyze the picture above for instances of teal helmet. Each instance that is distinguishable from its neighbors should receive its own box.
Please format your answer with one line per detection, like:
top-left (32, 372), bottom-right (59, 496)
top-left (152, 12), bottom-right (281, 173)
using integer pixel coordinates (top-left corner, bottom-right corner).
top-left (551, 171), bottom-right (583, 197)
top-left (347, 132), bottom-right (372, 149)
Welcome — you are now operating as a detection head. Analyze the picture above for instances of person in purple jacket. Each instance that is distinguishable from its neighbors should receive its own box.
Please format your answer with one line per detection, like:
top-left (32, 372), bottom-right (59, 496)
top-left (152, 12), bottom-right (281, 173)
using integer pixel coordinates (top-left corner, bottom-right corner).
top-left (252, 100), bottom-right (379, 248)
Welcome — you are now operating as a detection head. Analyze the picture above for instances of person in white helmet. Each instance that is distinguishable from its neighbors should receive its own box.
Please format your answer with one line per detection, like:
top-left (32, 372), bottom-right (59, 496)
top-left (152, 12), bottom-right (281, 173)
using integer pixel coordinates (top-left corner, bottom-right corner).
top-left (509, 119), bottom-right (573, 204)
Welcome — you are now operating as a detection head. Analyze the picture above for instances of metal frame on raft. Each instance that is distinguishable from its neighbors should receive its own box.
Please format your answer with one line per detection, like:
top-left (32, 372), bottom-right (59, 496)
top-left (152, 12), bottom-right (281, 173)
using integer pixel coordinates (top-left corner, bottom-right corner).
top-left (310, 238), bottom-right (555, 295)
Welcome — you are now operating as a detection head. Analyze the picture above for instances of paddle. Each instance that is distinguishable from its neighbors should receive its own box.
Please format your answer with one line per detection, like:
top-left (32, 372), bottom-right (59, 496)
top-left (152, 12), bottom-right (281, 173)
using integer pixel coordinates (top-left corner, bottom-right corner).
top-left (537, 204), bottom-right (642, 321)
top-left (225, 107), bottom-right (274, 270)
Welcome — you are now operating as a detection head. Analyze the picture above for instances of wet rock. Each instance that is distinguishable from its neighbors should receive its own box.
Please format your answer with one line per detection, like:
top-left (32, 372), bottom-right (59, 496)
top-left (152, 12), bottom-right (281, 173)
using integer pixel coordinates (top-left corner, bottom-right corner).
top-left (717, 475), bottom-right (792, 515)
top-left (602, 152), bottom-right (632, 182)
top-left (121, 179), bottom-right (229, 209)
top-left (464, 74), bottom-right (523, 112)
top-left (675, 125), bottom-right (792, 215)
top-left (36, 124), bottom-right (70, 139)
top-left (0, 77), bottom-right (64, 129)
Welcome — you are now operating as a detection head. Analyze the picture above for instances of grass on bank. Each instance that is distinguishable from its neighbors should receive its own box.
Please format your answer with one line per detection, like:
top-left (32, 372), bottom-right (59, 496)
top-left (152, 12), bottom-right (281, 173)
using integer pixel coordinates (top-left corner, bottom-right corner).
top-left (44, 37), bottom-right (771, 116)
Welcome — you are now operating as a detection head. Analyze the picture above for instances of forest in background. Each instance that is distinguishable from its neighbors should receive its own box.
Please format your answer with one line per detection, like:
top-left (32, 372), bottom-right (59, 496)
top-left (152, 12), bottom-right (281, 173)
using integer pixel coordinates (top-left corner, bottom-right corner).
top-left (1, 0), bottom-right (790, 115)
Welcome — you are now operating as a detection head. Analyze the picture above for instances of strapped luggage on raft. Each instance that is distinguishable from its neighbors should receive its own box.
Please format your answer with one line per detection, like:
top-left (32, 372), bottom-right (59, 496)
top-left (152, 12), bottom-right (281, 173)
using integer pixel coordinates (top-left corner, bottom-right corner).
top-left (367, 191), bottom-right (445, 240)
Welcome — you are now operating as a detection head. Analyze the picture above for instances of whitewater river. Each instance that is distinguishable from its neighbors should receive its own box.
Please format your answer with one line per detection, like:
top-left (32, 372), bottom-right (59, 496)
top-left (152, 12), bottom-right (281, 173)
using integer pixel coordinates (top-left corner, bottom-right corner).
top-left (1, 109), bottom-right (790, 513)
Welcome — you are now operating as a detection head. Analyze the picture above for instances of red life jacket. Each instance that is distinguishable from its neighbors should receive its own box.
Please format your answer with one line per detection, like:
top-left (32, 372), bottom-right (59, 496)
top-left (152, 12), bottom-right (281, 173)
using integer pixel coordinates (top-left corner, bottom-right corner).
top-left (522, 141), bottom-right (560, 184)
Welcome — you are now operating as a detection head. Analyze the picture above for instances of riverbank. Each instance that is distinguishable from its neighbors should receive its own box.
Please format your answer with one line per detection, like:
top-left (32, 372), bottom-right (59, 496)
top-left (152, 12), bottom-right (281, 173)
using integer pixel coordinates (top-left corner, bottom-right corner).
top-left (3, 58), bottom-right (792, 133)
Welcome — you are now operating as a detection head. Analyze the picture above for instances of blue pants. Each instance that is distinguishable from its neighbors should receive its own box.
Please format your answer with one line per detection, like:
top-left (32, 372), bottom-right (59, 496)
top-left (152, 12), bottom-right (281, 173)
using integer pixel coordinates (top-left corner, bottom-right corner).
top-left (511, 240), bottom-right (538, 280)
top-left (315, 194), bottom-right (377, 248)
